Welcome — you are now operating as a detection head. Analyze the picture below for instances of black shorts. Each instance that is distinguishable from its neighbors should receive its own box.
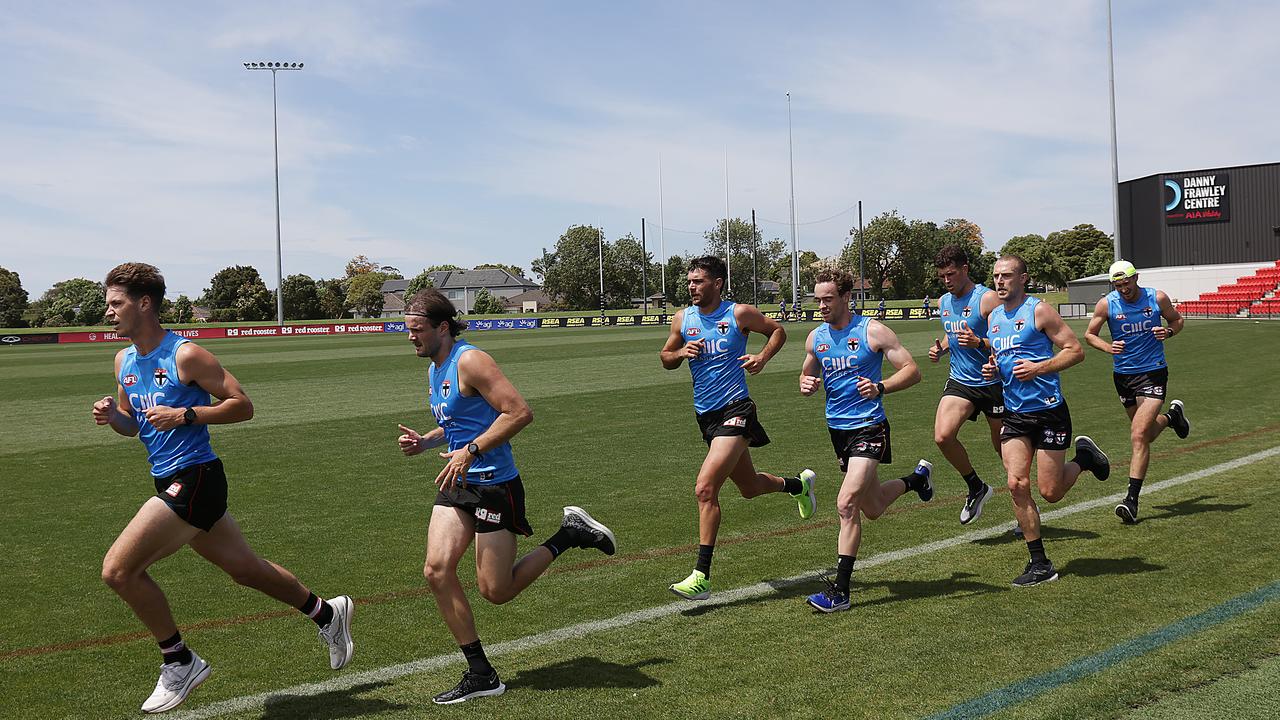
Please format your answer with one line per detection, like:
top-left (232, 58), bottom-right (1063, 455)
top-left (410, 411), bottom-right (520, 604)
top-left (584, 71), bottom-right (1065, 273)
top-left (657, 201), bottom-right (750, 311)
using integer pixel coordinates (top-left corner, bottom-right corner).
top-left (434, 477), bottom-right (533, 536)
top-left (829, 420), bottom-right (892, 471)
top-left (999, 404), bottom-right (1072, 451)
top-left (942, 379), bottom-right (1007, 420)
top-left (696, 398), bottom-right (770, 448)
top-left (153, 459), bottom-right (228, 532)
top-left (1113, 368), bottom-right (1169, 408)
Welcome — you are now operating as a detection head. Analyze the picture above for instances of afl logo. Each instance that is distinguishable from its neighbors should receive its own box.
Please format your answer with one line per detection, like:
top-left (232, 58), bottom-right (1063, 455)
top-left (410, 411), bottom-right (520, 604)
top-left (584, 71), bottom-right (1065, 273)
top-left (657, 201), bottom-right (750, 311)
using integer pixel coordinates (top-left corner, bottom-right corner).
top-left (1014, 319), bottom-right (1025, 331)
top-left (716, 321), bottom-right (729, 335)
top-left (153, 368), bottom-right (169, 387)
top-left (962, 306), bottom-right (972, 318)
top-left (440, 380), bottom-right (451, 399)
top-left (942, 309), bottom-right (950, 317)
top-left (1115, 313), bottom-right (1126, 320)
top-left (991, 324), bottom-right (1000, 334)
top-left (123, 373), bottom-right (138, 387)
top-left (816, 343), bottom-right (830, 353)
top-left (847, 337), bottom-right (860, 352)
top-left (687, 327), bottom-right (701, 337)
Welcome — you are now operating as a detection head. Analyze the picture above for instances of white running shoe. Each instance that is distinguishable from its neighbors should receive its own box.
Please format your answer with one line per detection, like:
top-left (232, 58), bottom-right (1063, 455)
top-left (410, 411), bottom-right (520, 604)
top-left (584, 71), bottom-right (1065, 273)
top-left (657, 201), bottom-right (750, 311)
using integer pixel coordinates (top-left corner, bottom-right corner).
top-left (141, 650), bottom-right (210, 714)
top-left (319, 595), bottom-right (355, 670)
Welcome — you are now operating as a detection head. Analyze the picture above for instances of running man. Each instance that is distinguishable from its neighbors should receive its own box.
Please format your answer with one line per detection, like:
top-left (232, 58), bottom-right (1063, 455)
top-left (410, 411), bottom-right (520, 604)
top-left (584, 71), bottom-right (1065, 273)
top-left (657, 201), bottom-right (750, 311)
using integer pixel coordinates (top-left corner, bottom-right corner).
top-left (877, 298), bottom-right (887, 320)
top-left (779, 298), bottom-right (788, 322)
top-left (927, 245), bottom-right (1004, 526)
top-left (660, 256), bottom-right (816, 601)
top-left (800, 267), bottom-right (934, 612)
top-left (92, 263), bottom-right (353, 714)
top-left (396, 289), bottom-right (616, 704)
top-left (1083, 260), bottom-right (1190, 524)
top-left (984, 255), bottom-right (1111, 587)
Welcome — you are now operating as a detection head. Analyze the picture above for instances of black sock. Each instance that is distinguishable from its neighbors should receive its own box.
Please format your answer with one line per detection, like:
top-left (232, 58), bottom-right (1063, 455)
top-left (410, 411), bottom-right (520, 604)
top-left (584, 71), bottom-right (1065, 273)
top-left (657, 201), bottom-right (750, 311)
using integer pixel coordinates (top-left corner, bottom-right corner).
top-left (460, 639), bottom-right (495, 676)
top-left (158, 631), bottom-right (193, 665)
top-left (1127, 478), bottom-right (1144, 500)
top-left (834, 555), bottom-right (856, 594)
top-left (900, 470), bottom-right (923, 492)
top-left (542, 526), bottom-right (578, 559)
top-left (1026, 538), bottom-right (1048, 564)
top-left (1069, 451), bottom-right (1090, 472)
top-left (696, 544), bottom-right (714, 578)
top-left (782, 475), bottom-right (803, 495)
top-left (961, 471), bottom-right (984, 495)
top-left (298, 593), bottom-right (334, 627)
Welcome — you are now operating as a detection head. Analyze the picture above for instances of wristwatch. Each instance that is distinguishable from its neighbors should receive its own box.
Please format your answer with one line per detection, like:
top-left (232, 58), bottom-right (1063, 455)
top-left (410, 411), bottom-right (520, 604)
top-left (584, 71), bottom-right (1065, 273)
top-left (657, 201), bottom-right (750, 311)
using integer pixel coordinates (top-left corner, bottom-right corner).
top-left (466, 442), bottom-right (480, 457)
top-left (875, 382), bottom-right (886, 398)
top-left (183, 407), bottom-right (197, 426)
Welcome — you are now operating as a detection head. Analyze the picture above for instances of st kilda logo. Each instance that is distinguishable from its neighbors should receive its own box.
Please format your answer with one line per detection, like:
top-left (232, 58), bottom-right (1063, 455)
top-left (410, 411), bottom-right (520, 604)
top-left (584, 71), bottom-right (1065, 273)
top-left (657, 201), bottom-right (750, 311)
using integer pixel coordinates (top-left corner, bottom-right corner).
top-left (440, 380), bottom-right (452, 399)
top-left (153, 368), bottom-right (169, 387)
top-left (1014, 319), bottom-right (1025, 331)
top-left (1142, 306), bottom-right (1153, 317)
top-left (847, 337), bottom-right (860, 352)
top-left (962, 306), bottom-right (972, 318)
top-left (716, 321), bottom-right (730, 336)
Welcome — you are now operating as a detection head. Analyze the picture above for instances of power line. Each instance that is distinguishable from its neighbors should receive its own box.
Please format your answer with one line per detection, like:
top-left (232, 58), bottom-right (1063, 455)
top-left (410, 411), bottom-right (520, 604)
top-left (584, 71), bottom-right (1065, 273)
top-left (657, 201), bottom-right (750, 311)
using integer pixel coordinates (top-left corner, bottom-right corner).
top-left (642, 199), bottom-right (861, 235)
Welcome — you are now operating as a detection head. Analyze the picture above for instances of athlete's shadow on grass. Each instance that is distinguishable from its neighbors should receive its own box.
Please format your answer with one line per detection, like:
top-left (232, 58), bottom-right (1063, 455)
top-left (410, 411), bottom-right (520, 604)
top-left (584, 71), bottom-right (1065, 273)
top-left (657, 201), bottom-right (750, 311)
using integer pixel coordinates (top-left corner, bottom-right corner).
top-left (1058, 556), bottom-right (1164, 577)
top-left (507, 656), bottom-right (669, 691)
top-left (679, 577), bottom-right (813, 617)
top-left (969, 525), bottom-right (1101, 547)
top-left (1138, 495), bottom-right (1250, 524)
top-left (854, 571), bottom-right (1007, 608)
top-left (260, 682), bottom-right (407, 720)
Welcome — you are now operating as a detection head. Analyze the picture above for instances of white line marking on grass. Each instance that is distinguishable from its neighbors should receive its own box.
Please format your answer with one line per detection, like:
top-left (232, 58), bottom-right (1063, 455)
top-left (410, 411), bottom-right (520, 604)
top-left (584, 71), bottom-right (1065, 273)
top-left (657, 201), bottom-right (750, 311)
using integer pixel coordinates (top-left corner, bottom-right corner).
top-left (172, 445), bottom-right (1280, 719)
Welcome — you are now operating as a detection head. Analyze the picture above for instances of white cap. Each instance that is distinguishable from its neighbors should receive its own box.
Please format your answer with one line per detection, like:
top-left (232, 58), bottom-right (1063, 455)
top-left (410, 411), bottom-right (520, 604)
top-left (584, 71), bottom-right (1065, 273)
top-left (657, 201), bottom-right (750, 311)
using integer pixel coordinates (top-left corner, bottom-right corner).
top-left (1109, 260), bottom-right (1137, 280)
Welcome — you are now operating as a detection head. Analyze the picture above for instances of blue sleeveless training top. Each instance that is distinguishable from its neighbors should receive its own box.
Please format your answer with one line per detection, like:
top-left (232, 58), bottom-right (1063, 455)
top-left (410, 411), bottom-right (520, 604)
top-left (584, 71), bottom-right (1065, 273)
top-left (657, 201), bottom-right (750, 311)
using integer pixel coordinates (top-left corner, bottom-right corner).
top-left (939, 284), bottom-right (999, 387)
top-left (988, 297), bottom-right (1064, 413)
top-left (812, 316), bottom-right (886, 430)
top-left (1105, 287), bottom-right (1167, 374)
top-left (118, 331), bottom-right (218, 477)
top-left (428, 341), bottom-right (519, 485)
top-left (681, 302), bottom-right (750, 414)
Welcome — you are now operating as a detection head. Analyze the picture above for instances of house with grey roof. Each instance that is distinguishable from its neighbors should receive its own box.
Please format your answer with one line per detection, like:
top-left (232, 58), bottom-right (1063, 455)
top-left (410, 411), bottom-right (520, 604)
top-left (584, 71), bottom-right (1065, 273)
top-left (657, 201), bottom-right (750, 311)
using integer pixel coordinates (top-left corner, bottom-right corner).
top-left (379, 268), bottom-right (541, 317)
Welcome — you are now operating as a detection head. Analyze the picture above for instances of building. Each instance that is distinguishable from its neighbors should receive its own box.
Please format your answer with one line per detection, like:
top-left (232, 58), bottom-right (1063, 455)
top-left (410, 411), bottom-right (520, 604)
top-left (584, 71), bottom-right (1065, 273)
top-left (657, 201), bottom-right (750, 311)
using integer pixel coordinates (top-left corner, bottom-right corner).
top-left (379, 268), bottom-right (541, 317)
top-left (1069, 160), bottom-right (1280, 304)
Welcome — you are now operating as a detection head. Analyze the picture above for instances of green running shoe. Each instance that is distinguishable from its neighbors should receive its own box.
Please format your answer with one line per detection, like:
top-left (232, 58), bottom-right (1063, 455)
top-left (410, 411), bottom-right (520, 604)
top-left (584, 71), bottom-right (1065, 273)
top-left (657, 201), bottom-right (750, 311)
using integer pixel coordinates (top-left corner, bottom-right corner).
top-left (669, 570), bottom-right (710, 600)
top-left (792, 468), bottom-right (817, 520)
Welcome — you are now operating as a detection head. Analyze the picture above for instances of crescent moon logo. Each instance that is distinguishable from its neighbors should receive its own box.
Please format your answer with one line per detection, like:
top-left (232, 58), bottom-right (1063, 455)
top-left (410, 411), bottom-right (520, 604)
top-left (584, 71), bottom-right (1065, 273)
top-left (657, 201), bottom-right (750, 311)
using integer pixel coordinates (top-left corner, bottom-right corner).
top-left (1164, 179), bottom-right (1182, 212)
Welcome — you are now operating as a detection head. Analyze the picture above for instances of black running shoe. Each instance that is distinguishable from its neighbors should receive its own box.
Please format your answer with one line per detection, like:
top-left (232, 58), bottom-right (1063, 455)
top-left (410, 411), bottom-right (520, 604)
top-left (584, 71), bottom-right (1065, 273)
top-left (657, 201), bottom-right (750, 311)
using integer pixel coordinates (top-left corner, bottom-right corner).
top-left (1166, 400), bottom-right (1190, 440)
top-left (432, 670), bottom-right (505, 705)
top-left (561, 506), bottom-right (616, 555)
top-left (1011, 560), bottom-right (1059, 588)
top-left (960, 483), bottom-right (994, 525)
top-left (1074, 436), bottom-right (1111, 481)
top-left (1115, 497), bottom-right (1139, 524)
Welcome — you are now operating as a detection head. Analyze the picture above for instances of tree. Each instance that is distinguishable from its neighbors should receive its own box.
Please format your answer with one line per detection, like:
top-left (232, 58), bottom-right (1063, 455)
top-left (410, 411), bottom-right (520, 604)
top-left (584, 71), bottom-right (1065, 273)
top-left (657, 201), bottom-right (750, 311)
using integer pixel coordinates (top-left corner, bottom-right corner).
top-left (202, 266), bottom-right (272, 321)
top-left (346, 272), bottom-right (391, 317)
top-left (345, 255), bottom-right (378, 277)
top-left (471, 289), bottom-right (505, 315)
top-left (425, 264), bottom-right (464, 273)
top-left (475, 263), bottom-right (527, 279)
top-left (1000, 234), bottom-right (1060, 288)
top-left (173, 295), bottom-right (194, 324)
top-left (840, 211), bottom-right (908, 299)
top-left (887, 219), bottom-right (950, 299)
top-left (0, 267), bottom-right (30, 327)
top-left (702, 218), bottom-right (766, 301)
top-left (317, 278), bottom-right (349, 319)
top-left (405, 270), bottom-right (435, 298)
top-left (941, 218), bottom-right (994, 285)
top-left (610, 233), bottom-right (660, 306)
top-left (1046, 223), bottom-right (1112, 285)
top-left (662, 254), bottom-right (692, 307)
top-left (281, 274), bottom-right (322, 320)
top-left (32, 278), bottom-right (104, 327)
top-left (534, 225), bottom-right (609, 310)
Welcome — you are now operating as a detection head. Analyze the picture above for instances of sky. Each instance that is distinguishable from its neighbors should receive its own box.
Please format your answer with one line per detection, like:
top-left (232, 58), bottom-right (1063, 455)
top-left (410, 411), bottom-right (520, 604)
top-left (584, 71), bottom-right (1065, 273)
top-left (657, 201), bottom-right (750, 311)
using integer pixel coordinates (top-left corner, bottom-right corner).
top-left (2, 0), bottom-right (1276, 299)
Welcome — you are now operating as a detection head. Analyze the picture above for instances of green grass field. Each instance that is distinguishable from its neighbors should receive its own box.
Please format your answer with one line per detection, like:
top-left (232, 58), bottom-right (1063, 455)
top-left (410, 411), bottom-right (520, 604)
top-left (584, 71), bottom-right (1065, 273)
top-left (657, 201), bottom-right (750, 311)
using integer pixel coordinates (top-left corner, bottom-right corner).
top-left (2, 318), bottom-right (1278, 719)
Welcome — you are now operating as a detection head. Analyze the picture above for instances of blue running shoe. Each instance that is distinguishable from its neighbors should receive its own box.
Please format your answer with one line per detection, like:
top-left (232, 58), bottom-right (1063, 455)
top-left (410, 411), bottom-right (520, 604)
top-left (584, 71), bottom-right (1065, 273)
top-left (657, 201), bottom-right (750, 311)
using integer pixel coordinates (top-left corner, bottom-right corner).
top-left (806, 576), bottom-right (851, 613)
top-left (911, 460), bottom-right (934, 502)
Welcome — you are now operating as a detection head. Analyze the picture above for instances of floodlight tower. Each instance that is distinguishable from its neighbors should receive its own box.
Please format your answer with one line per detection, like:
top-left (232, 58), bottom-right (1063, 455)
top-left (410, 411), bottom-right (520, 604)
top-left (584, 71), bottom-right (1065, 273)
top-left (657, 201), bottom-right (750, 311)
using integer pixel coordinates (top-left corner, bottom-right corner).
top-left (243, 60), bottom-right (303, 324)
